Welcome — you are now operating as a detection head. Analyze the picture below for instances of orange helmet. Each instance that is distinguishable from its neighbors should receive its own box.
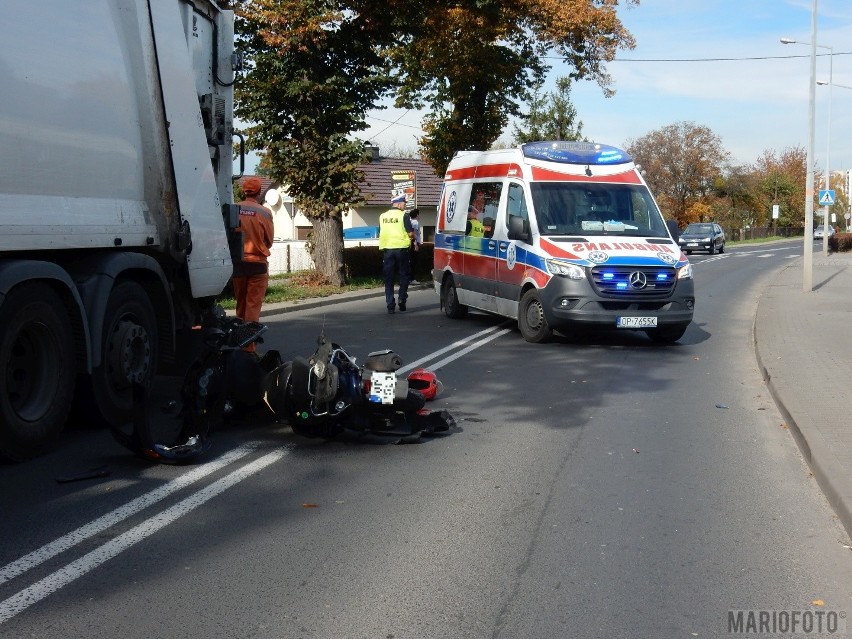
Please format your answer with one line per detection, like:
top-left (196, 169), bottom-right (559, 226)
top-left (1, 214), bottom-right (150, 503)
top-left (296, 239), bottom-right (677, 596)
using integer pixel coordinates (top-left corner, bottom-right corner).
top-left (407, 368), bottom-right (442, 401)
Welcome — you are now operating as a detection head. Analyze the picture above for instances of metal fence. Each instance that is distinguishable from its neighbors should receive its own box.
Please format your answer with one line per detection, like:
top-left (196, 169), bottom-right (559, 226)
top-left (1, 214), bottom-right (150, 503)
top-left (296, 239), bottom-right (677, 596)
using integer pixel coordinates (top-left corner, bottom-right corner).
top-left (268, 241), bottom-right (314, 275)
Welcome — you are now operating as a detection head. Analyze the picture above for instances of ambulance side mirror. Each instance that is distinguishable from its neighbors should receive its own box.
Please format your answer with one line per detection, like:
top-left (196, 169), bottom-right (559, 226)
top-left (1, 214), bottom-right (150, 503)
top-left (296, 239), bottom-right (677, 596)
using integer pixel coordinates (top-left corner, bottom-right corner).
top-left (508, 215), bottom-right (530, 242)
top-left (666, 219), bottom-right (680, 242)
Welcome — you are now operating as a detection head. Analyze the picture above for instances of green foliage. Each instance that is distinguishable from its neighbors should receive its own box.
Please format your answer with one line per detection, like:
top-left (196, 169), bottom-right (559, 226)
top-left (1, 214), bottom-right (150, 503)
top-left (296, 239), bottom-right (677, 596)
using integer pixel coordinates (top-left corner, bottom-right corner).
top-left (625, 121), bottom-right (730, 226)
top-left (388, 0), bottom-right (637, 175)
top-left (626, 121), bottom-right (810, 235)
top-left (231, 0), bottom-right (638, 279)
top-left (233, 0), bottom-right (396, 284)
top-left (217, 271), bottom-right (384, 308)
top-left (513, 76), bottom-right (584, 144)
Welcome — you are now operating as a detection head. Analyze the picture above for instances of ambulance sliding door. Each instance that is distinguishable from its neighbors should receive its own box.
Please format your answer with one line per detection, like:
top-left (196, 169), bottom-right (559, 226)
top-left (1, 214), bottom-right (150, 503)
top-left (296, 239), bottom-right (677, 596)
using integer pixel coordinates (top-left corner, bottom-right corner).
top-left (495, 181), bottom-right (531, 317)
top-left (461, 182), bottom-right (502, 312)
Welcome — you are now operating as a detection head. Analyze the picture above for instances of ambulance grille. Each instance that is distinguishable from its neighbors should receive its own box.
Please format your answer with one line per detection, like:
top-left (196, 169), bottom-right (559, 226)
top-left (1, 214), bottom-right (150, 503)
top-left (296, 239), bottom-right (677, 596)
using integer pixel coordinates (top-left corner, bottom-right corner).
top-left (590, 265), bottom-right (676, 296)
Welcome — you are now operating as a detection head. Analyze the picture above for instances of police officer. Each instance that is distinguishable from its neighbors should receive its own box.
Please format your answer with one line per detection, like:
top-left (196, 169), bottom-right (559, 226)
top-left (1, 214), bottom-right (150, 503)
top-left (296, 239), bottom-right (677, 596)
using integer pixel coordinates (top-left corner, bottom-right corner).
top-left (379, 193), bottom-right (415, 313)
top-left (232, 176), bottom-right (274, 350)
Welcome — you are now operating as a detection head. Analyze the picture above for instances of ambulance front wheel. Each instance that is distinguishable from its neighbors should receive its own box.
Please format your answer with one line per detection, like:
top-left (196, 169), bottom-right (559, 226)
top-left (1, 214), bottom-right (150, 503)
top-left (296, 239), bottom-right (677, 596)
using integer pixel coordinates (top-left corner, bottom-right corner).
top-left (518, 290), bottom-right (553, 343)
top-left (442, 279), bottom-right (468, 319)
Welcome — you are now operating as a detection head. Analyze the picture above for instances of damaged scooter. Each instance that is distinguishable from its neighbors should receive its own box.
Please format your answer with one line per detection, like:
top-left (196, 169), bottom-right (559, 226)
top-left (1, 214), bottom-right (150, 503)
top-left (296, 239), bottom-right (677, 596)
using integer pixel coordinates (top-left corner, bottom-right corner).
top-left (111, 307), bottom-right (454, 463)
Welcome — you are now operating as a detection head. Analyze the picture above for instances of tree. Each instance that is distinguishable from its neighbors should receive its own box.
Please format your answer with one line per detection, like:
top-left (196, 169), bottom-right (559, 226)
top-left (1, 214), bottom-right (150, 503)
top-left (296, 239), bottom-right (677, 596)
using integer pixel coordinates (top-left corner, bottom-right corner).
top-left (231, 0), bottom-right (637, 282)
top-left (625, 121), bottom-right (730, 226)
top-left (752, 147), bottom-right (807, 228)
top-left (512, 76), bottom-right (584, 145)
top-left (712, 165), bottom-right (760, 231)
top-left (389, 0), bottom-right (637, 175)
top-left (232, 0), bottom-right (395, 286)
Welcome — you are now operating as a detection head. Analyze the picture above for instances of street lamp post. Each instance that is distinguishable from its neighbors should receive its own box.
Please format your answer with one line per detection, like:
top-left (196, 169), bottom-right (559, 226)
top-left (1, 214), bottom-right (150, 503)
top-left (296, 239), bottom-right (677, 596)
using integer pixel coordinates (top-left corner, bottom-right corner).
top-left (781, 13), bottom-right (820, 291)
top-left (812, 48), bottom-right (834, 256)
top-left (817, 80), bottom-right (852, 233)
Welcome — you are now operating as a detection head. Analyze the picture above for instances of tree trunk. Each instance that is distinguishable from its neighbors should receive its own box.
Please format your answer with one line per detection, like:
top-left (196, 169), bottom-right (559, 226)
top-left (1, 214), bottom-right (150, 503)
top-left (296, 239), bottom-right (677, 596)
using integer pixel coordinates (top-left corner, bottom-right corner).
top-left (310, 216), bottom-right (346, 286)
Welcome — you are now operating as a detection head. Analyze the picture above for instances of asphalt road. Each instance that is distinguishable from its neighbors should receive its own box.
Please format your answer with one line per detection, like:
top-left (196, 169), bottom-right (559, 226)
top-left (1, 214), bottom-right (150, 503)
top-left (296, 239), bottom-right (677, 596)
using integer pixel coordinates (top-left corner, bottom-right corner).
top-left (1, 241), bottom-right (851, 638)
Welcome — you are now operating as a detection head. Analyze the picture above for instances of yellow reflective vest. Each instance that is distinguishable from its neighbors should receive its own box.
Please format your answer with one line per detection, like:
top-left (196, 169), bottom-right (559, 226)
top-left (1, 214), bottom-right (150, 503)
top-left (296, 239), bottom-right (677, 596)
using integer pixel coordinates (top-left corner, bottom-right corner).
top-left (467, 218), bottom-right (484, 237)
top-left (379, 209), bottom-right (411, 249)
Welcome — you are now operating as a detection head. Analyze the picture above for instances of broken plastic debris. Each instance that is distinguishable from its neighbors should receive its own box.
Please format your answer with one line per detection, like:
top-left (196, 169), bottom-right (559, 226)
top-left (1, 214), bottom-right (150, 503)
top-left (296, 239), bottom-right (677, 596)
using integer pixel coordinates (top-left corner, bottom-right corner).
top-left (715, 403), bottom-right (729, 409)
top-left (56, 466), bottom-right (111, 484)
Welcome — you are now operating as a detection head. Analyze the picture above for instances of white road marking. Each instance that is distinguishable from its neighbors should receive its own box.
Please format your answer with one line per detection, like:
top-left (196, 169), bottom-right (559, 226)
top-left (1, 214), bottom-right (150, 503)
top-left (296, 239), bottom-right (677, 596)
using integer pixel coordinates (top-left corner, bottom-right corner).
top-left (423, 328), bottom-right (512, 371)
top-left (0, 448), bottom-right (288, 625)
top-left (398, 323), bottom-right (512, 373)
top-left (0, 444), bottom-right (258, 587)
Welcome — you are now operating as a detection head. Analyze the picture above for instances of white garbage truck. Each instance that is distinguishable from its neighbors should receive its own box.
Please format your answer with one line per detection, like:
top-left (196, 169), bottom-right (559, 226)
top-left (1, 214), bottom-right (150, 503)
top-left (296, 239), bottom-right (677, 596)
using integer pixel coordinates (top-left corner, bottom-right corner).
top-left (0, 0), bottom-right (242, 460)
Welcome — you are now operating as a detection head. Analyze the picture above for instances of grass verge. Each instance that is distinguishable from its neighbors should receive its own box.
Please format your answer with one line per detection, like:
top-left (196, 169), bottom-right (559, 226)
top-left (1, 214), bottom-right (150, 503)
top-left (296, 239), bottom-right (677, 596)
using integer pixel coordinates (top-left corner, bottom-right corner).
top-left (218, 271), bottom-right (384, 309)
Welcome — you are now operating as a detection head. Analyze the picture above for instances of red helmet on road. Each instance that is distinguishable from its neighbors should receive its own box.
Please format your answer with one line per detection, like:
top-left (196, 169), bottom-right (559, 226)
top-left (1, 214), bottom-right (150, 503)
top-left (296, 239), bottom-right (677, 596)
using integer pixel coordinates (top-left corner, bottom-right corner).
top-left (407, 368), bottom-right (442, 401)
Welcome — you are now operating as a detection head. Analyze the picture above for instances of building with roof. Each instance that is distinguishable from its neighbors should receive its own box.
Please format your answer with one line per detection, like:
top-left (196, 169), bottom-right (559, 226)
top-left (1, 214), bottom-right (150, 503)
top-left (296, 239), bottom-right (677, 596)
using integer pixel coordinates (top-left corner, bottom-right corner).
top-left (239, 146), bottom-right (444, 244)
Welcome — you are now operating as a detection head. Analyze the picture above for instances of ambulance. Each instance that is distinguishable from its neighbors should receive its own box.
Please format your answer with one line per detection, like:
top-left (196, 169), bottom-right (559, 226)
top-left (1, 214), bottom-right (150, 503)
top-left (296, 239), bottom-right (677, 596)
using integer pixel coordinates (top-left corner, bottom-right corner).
top-left (432, 141), bottom-right (695, 343)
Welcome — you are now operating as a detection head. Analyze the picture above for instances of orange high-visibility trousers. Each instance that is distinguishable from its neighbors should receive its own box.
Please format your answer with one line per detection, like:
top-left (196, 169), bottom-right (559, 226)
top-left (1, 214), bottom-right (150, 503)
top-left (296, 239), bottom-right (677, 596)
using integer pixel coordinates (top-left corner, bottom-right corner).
top-left (231, 272), bottom-right (269, 352)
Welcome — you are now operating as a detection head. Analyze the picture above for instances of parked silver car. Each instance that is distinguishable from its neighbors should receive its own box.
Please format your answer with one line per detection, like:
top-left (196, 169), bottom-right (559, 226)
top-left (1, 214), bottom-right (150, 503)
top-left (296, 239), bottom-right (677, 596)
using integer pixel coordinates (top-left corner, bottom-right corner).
top-left (814, 225), bottom-right (836, 240)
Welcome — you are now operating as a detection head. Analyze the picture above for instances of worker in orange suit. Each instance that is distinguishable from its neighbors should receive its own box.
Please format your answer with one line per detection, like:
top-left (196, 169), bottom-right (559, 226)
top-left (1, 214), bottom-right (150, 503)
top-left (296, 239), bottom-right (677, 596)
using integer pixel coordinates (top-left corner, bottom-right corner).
top-left (231, 176), bottom-right (274, 351)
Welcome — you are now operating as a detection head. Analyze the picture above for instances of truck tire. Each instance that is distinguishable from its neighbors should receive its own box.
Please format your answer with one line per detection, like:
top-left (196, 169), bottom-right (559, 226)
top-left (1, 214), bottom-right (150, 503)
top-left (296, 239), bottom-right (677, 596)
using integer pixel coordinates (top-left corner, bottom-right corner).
top-left (442, 278), bottom-right (468, 319)
top-left (79, 281), bottom-right (158, 428)
top-left (0, 283), bottom-right (76, 461)
top-left (518, 289), bottom-right (553, 343)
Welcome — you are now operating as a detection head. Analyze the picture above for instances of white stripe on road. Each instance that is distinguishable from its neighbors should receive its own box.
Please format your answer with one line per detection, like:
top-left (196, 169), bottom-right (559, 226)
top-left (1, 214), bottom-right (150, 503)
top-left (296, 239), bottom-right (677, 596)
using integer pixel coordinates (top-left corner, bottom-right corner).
top-left (0, 444), bottom-right (258, 586)
top-left (427, 328), bottom-right (512, 370)
top-left (0, 324), bottom-right (510, 624)
top-left (397, 323), bottom-right (513, 374)
top-left (0, 448), bottom-right (288, 625)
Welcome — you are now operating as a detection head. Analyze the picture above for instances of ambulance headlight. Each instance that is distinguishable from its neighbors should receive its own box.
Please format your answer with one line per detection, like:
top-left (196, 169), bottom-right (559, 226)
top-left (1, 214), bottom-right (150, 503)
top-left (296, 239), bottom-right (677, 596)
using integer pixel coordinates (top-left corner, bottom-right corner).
top-left (677, 262), bottom-right (693, 280)
top-left (546, 259), bottom-right (584, 279)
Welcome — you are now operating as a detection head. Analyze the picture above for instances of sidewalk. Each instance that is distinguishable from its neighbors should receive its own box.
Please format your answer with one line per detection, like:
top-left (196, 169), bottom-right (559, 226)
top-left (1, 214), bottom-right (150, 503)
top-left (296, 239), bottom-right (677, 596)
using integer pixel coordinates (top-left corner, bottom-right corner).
top-left (755, 251), bottom-right (852, 540)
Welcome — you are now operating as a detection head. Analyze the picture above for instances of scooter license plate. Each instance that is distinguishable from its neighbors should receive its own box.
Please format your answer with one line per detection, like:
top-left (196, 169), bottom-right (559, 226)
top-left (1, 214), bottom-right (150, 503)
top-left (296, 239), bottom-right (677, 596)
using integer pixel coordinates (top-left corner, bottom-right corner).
top-left (616, 316), bottom-right (657, 328)
top-left (369, 372), bottom-right (397, 405)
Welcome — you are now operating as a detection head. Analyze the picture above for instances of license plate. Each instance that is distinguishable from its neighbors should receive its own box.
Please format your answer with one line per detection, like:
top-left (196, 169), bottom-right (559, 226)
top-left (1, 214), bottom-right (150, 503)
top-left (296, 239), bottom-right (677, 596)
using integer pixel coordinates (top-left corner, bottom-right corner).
top-left (686, 242), bottom-right (698, 247)
top-left (369, 371), bottom-right (397, 405)
top-left (616, 316), bottom-right (657, 328)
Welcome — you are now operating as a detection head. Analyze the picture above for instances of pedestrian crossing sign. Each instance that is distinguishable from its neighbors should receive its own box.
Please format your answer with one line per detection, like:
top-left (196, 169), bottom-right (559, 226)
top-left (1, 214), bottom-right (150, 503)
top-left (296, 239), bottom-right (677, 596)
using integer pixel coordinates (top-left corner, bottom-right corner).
top-left (819, 189), bottom-right (835, 206)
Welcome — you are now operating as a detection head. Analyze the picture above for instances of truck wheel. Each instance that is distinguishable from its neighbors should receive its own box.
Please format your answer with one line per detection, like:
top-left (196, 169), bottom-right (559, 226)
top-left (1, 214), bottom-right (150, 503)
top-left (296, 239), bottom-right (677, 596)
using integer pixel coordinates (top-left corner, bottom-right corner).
top-left (80, 281), bottom-right (158, 428)
top-left (645, 325), bottom-right (688, 344)
top-left (0, 283), bottom-right (76, 461)
top-left (442, 279), bottom-right (468, 319)
top-left (518, 289), bottom-right (553, 343)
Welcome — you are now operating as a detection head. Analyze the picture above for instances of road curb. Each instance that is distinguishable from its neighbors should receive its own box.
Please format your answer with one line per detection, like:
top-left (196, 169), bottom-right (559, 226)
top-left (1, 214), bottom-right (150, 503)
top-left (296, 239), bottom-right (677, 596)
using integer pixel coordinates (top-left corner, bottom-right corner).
top-left (255, 282), bottom-right (433, 318)
top-left (753, 259), bottom-right (852, 540)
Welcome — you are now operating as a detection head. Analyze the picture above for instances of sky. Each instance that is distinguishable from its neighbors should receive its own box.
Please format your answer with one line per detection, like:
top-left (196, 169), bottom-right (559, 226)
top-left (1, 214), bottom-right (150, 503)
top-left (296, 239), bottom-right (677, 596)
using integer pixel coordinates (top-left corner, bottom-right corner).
top-left (356, 0), bottom-right (852, 176)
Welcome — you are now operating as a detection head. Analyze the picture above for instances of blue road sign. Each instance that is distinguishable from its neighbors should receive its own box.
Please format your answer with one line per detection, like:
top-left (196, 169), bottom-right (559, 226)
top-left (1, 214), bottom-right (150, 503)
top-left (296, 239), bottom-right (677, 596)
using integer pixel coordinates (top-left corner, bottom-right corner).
top-left (819, 189), bottom-right (836, 206)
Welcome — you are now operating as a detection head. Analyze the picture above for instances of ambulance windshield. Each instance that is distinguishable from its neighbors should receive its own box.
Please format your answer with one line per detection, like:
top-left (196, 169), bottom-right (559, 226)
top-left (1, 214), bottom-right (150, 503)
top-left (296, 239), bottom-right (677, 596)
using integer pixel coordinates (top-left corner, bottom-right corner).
top-left (530, 183), bottom-right (668, 238)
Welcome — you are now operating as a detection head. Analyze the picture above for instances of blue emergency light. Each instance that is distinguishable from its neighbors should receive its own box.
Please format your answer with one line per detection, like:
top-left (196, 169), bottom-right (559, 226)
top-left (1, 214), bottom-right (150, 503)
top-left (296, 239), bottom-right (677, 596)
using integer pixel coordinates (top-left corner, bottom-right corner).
top-left (521, 141), bottom-right (631, 165)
